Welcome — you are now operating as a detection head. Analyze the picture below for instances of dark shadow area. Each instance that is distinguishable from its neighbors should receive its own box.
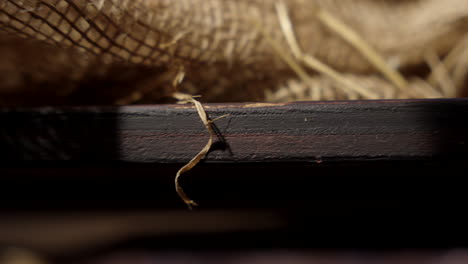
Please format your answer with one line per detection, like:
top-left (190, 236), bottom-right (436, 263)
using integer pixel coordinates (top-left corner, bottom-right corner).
top-left (1, 161), bottom-right (467, 211)
top-left (0, 161), bottom-right (467, 262)
top-left (0, 108), bottom-right (120, 161)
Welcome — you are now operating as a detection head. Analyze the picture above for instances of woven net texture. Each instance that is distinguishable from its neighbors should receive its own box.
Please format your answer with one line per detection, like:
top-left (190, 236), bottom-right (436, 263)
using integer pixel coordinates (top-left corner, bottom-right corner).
top-left (1, 0), bottom-right (468, 105)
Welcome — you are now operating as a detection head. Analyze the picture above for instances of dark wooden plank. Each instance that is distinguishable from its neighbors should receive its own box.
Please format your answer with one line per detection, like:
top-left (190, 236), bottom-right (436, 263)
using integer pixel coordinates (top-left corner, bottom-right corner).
top-left (0, 98), bottom-right (467, 163)
top-left (1, 99), bottom-right (468, 252)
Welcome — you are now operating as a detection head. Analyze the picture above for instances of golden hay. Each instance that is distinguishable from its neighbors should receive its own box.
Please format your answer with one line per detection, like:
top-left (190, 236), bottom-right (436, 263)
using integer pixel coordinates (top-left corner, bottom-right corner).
top-left (0, 0), bottom-right (468, 104)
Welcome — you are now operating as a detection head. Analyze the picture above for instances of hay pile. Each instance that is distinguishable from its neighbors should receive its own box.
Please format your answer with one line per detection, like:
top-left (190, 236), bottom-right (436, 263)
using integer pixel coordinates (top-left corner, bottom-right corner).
top-left (0, 0), bottom-right (468, 105)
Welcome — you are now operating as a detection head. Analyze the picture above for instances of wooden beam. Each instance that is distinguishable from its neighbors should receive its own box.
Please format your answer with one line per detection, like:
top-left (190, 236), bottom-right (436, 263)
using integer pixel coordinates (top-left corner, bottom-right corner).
top-left (0, 99), bottom-right (467, 163)
top-left (1, 99), bottom-right (468, 250)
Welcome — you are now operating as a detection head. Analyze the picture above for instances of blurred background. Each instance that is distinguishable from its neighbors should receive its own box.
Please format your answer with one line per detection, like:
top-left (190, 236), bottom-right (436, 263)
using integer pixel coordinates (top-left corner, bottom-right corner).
top-left (1, 163), bottom-right (468, 264)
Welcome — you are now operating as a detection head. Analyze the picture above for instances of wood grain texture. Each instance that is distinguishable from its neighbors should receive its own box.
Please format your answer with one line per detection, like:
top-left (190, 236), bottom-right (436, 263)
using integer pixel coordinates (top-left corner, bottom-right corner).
top-left (1, 99), bottom-right (468, 255)
top-left (0, 98), bottom-right (467, 163)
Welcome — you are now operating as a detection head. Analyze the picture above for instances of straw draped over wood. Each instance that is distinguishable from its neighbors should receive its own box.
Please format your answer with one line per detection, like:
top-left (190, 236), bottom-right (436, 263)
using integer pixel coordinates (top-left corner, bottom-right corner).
top-left (2, 0), bottom-right (468, 207)
top-left (1, 0), bottom-right (468, 104)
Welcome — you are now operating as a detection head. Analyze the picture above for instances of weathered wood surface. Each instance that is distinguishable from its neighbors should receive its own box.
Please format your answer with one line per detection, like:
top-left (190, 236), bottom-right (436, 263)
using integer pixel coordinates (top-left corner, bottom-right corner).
top-left (1, 99), bottom-right (468, 254)
top-left (0, 99), bottom-right (467, 163)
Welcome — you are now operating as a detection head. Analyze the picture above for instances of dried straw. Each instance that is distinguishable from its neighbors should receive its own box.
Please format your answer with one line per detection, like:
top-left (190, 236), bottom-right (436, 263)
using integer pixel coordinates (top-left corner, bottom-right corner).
top-left (1, 0), bottom-right (468, 104)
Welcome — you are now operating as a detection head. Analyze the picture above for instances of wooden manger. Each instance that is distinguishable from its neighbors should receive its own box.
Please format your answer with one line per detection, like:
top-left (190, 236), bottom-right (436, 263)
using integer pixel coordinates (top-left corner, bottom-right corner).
top-left (1, 0), bottom-right (468, 262)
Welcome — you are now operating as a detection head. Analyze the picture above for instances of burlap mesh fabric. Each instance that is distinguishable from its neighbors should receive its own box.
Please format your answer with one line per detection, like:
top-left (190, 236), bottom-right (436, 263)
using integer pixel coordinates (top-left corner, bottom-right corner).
top-left (1, 0), bottom-right (468, 105)
top-left (0, 1), bottom-right (286, 69)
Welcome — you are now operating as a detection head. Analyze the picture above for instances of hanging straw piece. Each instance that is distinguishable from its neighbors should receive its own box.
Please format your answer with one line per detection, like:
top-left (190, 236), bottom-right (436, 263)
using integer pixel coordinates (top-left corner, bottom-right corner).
top-left (172, 93), bottom-right (212, 209)
top-left (170, 66), bottom-right (206, 208)
top-left (172, 66), bottom-right (229, 208)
